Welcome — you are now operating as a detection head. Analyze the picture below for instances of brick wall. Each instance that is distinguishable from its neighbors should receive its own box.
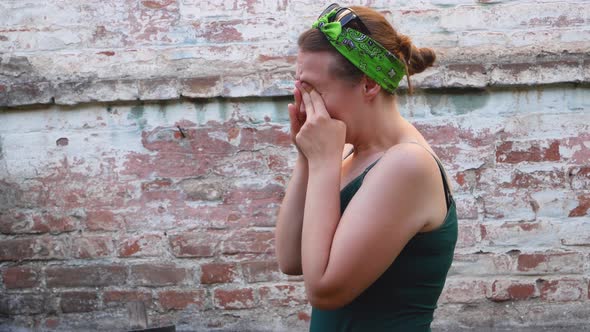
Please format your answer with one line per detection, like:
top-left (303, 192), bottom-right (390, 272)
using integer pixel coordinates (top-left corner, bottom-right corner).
top-left (1, 1), bottom-right (589, 331)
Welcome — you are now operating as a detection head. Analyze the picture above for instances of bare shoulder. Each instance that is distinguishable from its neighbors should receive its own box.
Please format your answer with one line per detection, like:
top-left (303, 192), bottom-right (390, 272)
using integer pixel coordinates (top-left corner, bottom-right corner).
top-left (367, 142), bottom-right (436, 183)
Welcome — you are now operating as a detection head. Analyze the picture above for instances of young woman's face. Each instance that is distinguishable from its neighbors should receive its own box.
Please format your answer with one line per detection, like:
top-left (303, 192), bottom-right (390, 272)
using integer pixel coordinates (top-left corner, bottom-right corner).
top-left (295, 51), bottom-right (362, 122)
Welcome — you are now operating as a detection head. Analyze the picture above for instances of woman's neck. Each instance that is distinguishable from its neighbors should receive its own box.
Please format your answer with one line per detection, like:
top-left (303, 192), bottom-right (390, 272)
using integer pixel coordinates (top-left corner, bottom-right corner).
top-left (348, 97), bottom-right (407, 158)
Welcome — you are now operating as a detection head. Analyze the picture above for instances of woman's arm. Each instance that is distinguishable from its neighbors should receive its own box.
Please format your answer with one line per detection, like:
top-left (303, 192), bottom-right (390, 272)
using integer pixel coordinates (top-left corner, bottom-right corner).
top-left (295, 85), bottom-right (431, 310)
top-left (275, 153), bottom-right (308, 275)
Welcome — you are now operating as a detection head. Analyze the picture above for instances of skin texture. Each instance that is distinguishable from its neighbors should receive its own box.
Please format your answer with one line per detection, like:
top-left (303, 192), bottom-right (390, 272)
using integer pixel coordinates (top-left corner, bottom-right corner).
top-left (275, 50), bottom-right (450, 310)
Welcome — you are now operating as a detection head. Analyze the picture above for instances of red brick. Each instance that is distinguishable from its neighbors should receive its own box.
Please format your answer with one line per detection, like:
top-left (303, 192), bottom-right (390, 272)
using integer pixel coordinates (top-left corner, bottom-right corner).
top-left (142, 124), bottom-right (236, 156)
top-left (242, 261), bottom-right (281, 283)
top-left (298, 311), bottom-right (311, 322)
top-left (31, 213), bottom-right (77, 234)
top-left (158, 290), bottom-right (206, 310)
top-left (569, 194), bottom-right (590, 217)
top-left (70, 235), bottom-right (114, 259)
top-left (118, 233), bottom-right (163, 257)
top-left (0, 237), bottom-right (67, 261)
top-left (489, 280), bottom-right (536, 302)
top-left (517, 252), bottom-right (584, 273)
top-left (538, 278), bottom-right (586, 302)
top-left (60, 291), bottom-right (98, 313)
top-left (414, 122), bottom-right (495, 146)
top-left (222, 229), bottom-right (275, 255)
top-left (44, 317), bottom-right (59, 329)
top-left (200, 263), bottom-right (239, 284)
top-left (86, 210), bottom-right (123, 231)
top-left (214, 288), bottom-right (257, 309)
top-left (103, 290), bottom-right (153, 307)
top-left (238, 126), bottom-right (292, 150)
top-left (46, 265), bottom-right (127, 287)
top-left (259, 284), bottom-right (307, 307)
top-left (168, 232), bottom-right (219, 258)
top-left (130, 264), bottom-right (191, 286)
top-left (496, 140), bottom-right (560, 164)
top-left (1, 266), bottom-right (40, 289)
top-left (510, 169), bottom-right (567, 190)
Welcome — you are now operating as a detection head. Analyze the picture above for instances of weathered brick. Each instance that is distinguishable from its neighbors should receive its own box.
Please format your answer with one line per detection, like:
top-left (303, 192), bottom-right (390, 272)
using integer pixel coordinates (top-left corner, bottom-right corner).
top-left (568, 194), bottom-right (590, 217)
top-left (242, 261), bottom-right (282, 283)
top-left (168, 232), bottom-right (219, 258)
top-left (517, 252), bottom-right (585, 274)
top-left (449, 253), bottom-right (514, 277)
top-left (86, 210), bottom-right (124, 231)
top-left (118, 233), bottom-right (163, 257)
top-left (259, 284), bottom-right (307, 307)
top-left (568, 166), bottom-right (590, 191)
top-left (46, 265), bottom-right (127, 288)
top-left (222, 229), bottom-right (275, 255)
top-left (213, 288), bottom-right (257, 310)
top-left (70, 235), bottom-right (114, 259)
top-left (239, 126), bottom-right (292, 150)
top-left (0, 293), bottom-right (49, 315)
top-left (103, 290), bottom-right (153, 308)
top-left (130, 263), bottom-right (191, 286)
top-left (60, 291), bottom-right (98, 313)
top-left (488, 280), bottom-right (537, 302)
top-left (496, 140), bottom-right (560, 164)
top-left (200, 263), bottom-right (239, 284)
top-left (0, 237), bottom-right (68, 261)
top-left (158, 289), bottom-right (206, 311)
top-left (0, 210), bottom-right (29, 234)
top-left (141, 178), bottom-right (173, 192)
top-left (1, 266), bottom-right (40, 289)
top-left (561, 135), bottom-right (590, 164)
top-left (538, 278), bottom-right (587, 302)
top-left (439, 279), bottom-right (489, 304)
top-left (138, 78), bottom-right (179, 100)
top-left (31, 212), bottom-right (78, 234)
top-left (480, 221), bottom-right (559, 247)
top-left (456, 223), bottom-right (480, 249)
top-left (481, 190), bottom-right (537, 221)
top-left (178, 178), bottom-right (224, 201)
top-left (180, 76), bottom-right (222, 98)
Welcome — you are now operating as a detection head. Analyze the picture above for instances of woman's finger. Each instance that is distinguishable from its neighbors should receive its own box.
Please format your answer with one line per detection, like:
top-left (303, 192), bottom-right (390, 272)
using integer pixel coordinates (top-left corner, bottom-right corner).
top-left (309, 89), bottom-right (329, 118)
top-left (294, 86), bottom-right (302, 114)
top-left (288, 103), bottom-right (300, 134)
top-left (296, 81), bottom-right (315, 118)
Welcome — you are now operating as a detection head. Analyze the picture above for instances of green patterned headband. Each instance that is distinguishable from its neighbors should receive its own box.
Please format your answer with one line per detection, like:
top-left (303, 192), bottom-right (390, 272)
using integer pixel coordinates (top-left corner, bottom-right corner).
top-left (312, 9), bottom-right (406, 93)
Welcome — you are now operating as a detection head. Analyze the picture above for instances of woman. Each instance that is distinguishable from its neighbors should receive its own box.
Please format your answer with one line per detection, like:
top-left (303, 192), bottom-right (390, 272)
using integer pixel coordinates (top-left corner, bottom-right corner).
top-left (275, 4), bottom-right (457, 331)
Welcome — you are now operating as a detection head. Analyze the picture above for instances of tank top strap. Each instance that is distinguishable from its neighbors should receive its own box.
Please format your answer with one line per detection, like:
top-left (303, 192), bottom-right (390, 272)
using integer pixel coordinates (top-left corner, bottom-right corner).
top-left (362, 157), bottom-right (381, 175)
top-left (404, 142), bottom-right (453, 207)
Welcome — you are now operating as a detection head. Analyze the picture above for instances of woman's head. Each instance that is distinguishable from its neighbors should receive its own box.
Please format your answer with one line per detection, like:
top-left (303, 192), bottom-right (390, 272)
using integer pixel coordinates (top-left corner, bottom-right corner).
top-left (297, 5), bottom-right (436, 95)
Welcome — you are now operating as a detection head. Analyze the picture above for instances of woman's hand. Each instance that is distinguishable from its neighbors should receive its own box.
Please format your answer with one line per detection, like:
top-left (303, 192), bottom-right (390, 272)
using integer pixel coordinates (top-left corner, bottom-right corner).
top-left (295, 81), bottom-right (346, 168)
top-left (288, 83), bottom-right (306, 146)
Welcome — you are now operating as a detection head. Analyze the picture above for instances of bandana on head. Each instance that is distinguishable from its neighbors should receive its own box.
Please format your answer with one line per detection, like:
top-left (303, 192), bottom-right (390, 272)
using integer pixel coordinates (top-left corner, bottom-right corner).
top-left (312, 9), bottom-right (406, 93)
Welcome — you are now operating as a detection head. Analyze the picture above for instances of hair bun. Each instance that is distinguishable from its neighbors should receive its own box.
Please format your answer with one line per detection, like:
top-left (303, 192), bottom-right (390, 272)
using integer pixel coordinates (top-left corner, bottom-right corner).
top-left (407, 46), bottom-right (436, 76)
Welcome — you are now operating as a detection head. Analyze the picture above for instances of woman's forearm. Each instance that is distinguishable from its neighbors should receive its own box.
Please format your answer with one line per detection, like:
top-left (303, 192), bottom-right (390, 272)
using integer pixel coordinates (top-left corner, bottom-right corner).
top-left (275, 154), bottom-right (309, 275)
top-left (301, 159), bottom-right (341, 292)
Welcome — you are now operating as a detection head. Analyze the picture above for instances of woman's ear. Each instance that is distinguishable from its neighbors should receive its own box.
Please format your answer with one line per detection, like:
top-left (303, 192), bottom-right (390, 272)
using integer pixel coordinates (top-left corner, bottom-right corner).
top-left (361, 76), bottom-right (381, 100)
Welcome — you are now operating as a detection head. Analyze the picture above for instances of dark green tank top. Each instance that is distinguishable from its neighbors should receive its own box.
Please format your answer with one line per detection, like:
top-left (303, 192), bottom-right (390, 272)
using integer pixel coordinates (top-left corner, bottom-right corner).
top-left (309, 146), bottom-right (458, 332)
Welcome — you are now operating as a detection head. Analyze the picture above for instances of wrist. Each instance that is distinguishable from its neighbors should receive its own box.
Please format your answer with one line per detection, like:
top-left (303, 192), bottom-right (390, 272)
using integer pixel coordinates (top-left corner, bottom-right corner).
top-left (307, 156), bottom-right (341, 172)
